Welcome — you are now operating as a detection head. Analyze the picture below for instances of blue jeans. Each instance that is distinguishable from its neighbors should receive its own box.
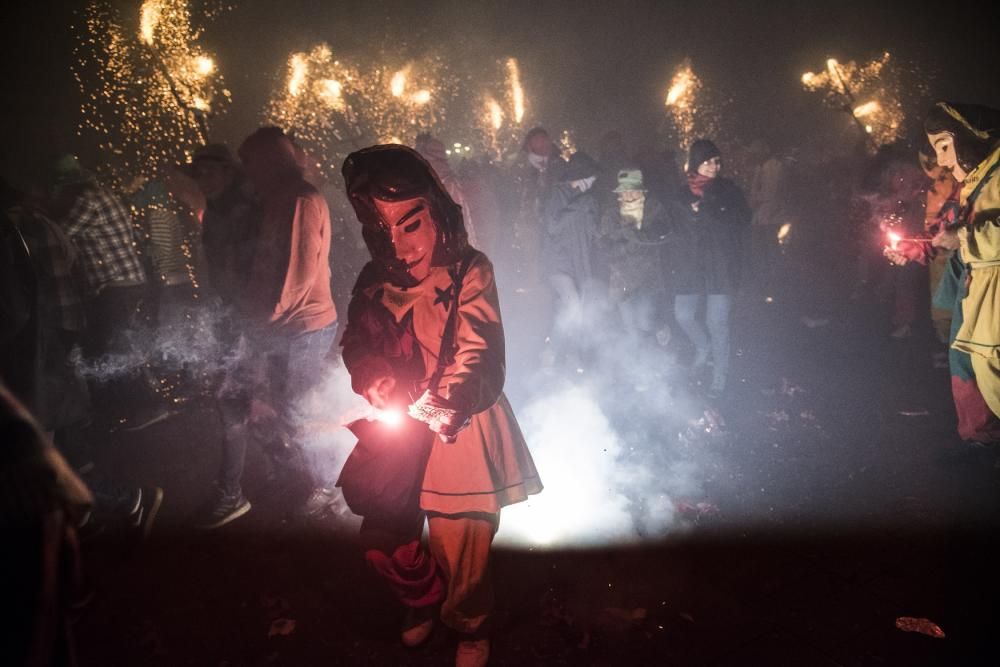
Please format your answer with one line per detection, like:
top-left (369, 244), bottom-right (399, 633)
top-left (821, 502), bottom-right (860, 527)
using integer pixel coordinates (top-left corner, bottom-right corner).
top-left (674, 294), bottom-right (731, 390)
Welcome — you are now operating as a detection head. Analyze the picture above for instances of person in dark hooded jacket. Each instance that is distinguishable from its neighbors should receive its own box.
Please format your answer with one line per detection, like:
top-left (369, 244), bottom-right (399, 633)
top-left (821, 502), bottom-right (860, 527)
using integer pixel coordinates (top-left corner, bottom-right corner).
top-left (540, 151), bottom-right (600, 365)
top-left (668, 139), bottom-right (751, 398)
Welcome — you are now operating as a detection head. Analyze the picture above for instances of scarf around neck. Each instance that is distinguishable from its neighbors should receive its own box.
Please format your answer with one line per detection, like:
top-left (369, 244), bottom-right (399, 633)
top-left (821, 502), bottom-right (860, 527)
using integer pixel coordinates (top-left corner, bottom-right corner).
top-left (687, 172), bottom-right (714, 199)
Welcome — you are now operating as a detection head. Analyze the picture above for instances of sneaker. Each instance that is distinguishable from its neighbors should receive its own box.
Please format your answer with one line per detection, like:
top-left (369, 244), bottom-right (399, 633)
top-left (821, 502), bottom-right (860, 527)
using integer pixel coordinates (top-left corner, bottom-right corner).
top-left (298, 487), bottom-right (338, 519)
top-left (195, 487), bottom-right (251, 529)
top-left (401, 605), bottom-right (436, 647)
top-left (455, 638), bottom-right (490, 667)
top-left (129, 486), bottom-right (164, 539)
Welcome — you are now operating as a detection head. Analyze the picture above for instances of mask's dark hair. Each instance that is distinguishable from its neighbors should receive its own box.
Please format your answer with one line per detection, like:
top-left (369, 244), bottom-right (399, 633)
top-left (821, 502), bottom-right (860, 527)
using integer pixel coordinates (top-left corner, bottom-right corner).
top-left (924, 102), bottom-right (1000, 174)
top-left (343, 144), bottom-right (467, 286)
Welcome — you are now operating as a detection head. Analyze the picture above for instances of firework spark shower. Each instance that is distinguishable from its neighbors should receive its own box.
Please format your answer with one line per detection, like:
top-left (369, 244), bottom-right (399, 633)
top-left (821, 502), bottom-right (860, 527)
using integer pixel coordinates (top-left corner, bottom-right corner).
top-left (73, 0), bottom-right (230, 182)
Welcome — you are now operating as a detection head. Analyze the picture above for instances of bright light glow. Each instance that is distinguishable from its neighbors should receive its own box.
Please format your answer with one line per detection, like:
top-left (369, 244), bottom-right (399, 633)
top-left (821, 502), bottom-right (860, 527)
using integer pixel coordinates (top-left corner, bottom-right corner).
top-left (506, 58), bottom-right (525, 123)
top-left (139, 0), bottom-right (162, 45)
top-left (487, 96), bottom-right (503, 130)
top-left (288, 53), bottom-right (308, 97)
top-left (826, 59), bottom-right (847, 94)
top-left (390, 68), bottom-right (408, 97)
top-left (411, 89), bottom-right (431, 105)
top-left (853, 100), bottom-right (880, 117)
top-left (665, 66), bottom-right (695, 106)
top-left (497, 385), bottom-right (636, 547)
top-left (317, 78), bottom-right (343, 109)
top-left (194, 55), bottom-right (214, 77)
top-left (777, 222), bottom-right (792, 244)
top-left (888, 231), bottom-right (901, 250)
top-left (375, 408), bottom-right (403, 427)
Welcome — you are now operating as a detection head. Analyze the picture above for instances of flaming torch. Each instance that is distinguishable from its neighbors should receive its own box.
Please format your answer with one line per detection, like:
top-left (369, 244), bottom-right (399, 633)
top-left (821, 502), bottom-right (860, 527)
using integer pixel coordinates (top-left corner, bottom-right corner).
top-left (506, 57), bottom-right (526, 124)
top-left (663, 59), bottom-right (704, 151)
top-left (74, 0), bottom-right (230, 182)
top-left (801, 53), bottom-right (906, 151)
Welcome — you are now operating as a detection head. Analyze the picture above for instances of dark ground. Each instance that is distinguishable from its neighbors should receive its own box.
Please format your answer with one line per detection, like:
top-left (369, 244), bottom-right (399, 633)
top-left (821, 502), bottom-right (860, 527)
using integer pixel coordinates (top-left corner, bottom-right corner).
top-left (73, 236), bottom-right (1000, 666)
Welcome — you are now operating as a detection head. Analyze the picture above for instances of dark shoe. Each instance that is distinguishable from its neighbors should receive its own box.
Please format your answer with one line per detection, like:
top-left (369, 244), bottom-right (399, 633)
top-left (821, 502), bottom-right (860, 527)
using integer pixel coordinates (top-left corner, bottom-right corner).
top-left (120, 404), bottom-right (174, 432)
top-left (195, 487), bottom-right (251, 529)
top-left (298, 487), bottom-right (338, 519)
top-left (93, 485), bottom-right (142, 516)
top-left (129, 486), bottom-right (164, 539)
top-left (400, 605), bottom-right (436, 647)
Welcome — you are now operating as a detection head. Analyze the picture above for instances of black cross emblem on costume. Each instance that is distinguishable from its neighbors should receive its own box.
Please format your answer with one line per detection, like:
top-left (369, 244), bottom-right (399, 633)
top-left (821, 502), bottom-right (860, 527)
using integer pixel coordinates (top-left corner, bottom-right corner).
top-left (434, 285), bottom-right (455, 310)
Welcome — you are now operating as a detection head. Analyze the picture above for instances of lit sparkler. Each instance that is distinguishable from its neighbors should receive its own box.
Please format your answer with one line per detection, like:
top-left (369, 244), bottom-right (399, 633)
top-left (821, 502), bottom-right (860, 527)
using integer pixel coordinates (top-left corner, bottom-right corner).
top-left (472, 58), bottom-right (531, 161)
top-left (74, 0), bottom-right (230, 184)
top-left (801, 52), bottom-right (906, 150)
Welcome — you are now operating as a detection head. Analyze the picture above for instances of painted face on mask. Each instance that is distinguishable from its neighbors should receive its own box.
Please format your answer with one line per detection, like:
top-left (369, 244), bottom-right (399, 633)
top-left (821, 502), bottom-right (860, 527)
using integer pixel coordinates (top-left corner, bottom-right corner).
top-left (374, 196), bottom-right (439, 283)
top-left (927, 131), bottom-right (966, 182)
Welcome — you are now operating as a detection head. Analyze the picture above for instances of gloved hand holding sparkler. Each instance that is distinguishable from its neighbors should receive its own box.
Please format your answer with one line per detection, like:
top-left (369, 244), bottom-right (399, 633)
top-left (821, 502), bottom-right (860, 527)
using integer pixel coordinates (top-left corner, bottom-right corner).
top-left (408, 389), bottom-right (470, 443)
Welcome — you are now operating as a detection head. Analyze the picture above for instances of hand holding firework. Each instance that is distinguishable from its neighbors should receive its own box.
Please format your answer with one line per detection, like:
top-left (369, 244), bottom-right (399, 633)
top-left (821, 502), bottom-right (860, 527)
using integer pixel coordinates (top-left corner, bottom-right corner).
top-left (408, 390), bottom-right (469, 443)
top-left (882, 231), bottom-right (928, 265)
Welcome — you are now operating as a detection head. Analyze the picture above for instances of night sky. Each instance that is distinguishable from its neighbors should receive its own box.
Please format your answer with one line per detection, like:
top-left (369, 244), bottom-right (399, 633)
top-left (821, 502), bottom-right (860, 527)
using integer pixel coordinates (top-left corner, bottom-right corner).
top-left (3, 0), bottom-right (999, 184)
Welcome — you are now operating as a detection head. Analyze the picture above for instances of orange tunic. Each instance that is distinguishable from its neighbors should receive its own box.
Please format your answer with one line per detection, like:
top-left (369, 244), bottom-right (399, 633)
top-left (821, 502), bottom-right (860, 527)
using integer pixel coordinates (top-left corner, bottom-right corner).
top-left (343, 251), bottom-right (542, 514)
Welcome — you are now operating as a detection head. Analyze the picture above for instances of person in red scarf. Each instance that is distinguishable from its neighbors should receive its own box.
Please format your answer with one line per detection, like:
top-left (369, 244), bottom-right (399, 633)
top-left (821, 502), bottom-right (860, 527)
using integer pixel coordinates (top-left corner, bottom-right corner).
top-left (666, 139), bottom-right (751, 398)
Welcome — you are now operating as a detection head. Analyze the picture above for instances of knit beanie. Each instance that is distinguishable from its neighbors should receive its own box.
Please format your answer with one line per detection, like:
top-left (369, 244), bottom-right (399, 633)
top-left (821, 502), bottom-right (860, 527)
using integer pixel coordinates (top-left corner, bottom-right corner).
top-left (686, 139), bottom-right (721, 174)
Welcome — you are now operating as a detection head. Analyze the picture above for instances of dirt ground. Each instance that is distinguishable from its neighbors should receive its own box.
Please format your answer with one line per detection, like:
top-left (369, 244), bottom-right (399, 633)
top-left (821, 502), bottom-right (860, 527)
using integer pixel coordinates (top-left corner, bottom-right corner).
top-left (73, 251), bottom-right (1000, 666)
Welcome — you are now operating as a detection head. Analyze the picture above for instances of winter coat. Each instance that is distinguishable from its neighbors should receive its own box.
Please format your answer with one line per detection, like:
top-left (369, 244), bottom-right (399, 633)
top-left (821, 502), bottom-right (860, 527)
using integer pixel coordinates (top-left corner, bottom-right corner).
top-left (597, 195), bottom-right (672, 297)
top-left (542, 184), bottom-right (598, 285)
top-left (666, 177), bottom-right (751, 295)
top-left (341, 249), bottom-right (542, 514)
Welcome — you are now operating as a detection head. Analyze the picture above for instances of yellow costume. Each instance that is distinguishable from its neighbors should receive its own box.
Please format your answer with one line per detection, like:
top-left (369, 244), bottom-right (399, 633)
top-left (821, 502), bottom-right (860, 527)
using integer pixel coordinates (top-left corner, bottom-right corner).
top-left (952, 144), bottom-right (1000, 416)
